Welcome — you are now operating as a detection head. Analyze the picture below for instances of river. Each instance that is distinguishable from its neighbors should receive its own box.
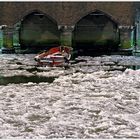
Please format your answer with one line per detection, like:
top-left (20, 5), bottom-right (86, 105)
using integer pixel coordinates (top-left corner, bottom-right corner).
top-left (0, 54), bottom-right (140, 138)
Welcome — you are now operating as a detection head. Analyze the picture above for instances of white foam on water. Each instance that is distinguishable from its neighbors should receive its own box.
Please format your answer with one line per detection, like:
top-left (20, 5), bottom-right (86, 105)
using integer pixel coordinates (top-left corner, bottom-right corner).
top-left (0, 54), bottom-right (140, 138)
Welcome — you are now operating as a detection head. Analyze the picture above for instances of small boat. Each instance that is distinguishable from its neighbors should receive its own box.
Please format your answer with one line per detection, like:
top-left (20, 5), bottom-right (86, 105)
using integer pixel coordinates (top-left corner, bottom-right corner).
top-left (34, 46), bottom-right (72, 66)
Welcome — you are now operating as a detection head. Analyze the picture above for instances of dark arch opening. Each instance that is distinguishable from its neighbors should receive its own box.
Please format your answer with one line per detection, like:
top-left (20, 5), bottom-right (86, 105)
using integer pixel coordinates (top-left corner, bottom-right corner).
top-left (19, 11), bottom-right (60, 53)
top-left (72, 10), bottom-right (120, 56)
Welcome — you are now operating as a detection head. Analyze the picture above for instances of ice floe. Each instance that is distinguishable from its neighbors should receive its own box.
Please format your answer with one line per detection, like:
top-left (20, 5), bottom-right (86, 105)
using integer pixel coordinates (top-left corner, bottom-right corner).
top-left (0, 54), bottom-right (140, 138)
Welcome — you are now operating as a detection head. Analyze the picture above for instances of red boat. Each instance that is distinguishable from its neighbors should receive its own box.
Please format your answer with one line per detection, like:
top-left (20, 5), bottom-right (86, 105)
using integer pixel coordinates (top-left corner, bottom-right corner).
top-left (34, 46), bottom-right (72, 66)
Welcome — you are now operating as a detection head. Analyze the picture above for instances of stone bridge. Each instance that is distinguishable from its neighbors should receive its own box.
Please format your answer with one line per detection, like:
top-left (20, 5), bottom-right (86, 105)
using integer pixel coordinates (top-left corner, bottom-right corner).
top-left (0, 2), bottom-right (136, 54)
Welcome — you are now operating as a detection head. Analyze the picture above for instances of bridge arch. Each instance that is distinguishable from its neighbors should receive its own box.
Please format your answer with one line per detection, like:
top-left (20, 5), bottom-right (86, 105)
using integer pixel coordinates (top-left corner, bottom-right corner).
top-left (19, 10), bottom-right (60, 52)
top-left (72, 9), bottom-right (120, 56)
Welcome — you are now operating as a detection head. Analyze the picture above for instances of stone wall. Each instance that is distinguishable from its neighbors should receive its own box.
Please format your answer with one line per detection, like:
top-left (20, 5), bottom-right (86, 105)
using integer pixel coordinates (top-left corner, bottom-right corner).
top-left (0, 2), bottom-right (133, 26)
top-left (0, 2), bottom-right (136, 53)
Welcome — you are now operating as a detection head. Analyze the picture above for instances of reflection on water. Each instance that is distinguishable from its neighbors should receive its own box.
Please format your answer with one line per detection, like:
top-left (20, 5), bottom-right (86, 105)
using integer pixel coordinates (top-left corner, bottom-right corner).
top-left (0, 75), bottom-right (56, 85)
top-left (127, 65), bottom-right (140, 70)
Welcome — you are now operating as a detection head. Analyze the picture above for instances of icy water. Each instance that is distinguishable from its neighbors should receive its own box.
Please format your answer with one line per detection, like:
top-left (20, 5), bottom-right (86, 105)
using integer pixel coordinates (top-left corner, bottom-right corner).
top-left (0, 54), bottom-right (140, 138)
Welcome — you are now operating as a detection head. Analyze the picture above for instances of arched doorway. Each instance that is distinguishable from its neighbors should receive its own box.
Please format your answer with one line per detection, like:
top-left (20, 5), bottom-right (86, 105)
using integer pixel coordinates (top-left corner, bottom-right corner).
top-left (72, 10), bottom-right (120, 56)
top-left (19, 11), bottom-right (60, 52)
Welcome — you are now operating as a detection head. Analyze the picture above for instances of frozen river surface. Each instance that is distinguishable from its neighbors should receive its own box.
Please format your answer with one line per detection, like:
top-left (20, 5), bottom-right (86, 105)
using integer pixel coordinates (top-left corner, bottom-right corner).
top-left (0, 54), bottom-right (140, 138)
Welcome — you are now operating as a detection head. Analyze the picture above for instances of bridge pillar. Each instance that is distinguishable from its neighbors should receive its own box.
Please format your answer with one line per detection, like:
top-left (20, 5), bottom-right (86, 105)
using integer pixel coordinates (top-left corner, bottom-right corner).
top-left (13, 22), bottom-right (21, 53)
top-left (119, 25), bottom-right (134, 52)
top-left (2, 26), bottom-right (15, 53)
top-left (59, 25), bottom-right (74, 47)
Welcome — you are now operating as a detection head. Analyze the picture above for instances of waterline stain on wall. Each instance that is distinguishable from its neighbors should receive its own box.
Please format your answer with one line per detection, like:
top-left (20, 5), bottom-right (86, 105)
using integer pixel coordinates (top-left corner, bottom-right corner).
top-left (0, 2), bottom-right (136, 55)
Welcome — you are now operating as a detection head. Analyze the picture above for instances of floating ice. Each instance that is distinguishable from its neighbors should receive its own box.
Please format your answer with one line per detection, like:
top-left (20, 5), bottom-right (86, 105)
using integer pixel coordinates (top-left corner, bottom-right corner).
top-left (0, 54), bottom-right (140, 138)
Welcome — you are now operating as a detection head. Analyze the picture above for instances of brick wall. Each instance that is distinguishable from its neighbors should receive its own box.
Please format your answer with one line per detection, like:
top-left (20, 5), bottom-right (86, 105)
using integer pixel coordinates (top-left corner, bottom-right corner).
top-left (0, 2), bottom-right (134, 26)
